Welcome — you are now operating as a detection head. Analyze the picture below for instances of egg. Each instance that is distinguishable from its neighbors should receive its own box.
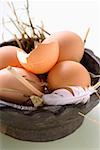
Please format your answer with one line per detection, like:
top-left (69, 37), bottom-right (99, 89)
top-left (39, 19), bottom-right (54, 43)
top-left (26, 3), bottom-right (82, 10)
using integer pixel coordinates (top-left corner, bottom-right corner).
top-left (0, 67), bottom-right (42, 104)
top-left (17, 41), bottom-right (59, 74)
top-left (0, 46), bottom-right (22, 70)
top-left (43, 31), bottom-right (84, 62)
top-left (47, 61), bottom-right (91, 90)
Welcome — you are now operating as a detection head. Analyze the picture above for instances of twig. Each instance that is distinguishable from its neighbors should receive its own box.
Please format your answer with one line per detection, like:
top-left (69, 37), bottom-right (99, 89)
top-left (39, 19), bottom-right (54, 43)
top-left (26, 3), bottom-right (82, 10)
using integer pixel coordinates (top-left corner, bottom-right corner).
top-left (36, 25), bottom-right (50, 35)
top-left (2, 17), bottom-right (22, 49)
top-left (22, 22), bottom-right (30, 27)
top-left (7, 66), bottom-right (44, 97)
top-left (90, 81), bottom-right (100, 99)
top-left (40, 21), bottom-right (44, 34)
top-left (11, 2), bottom-right (31, 39)
top-left (95, 91), bottom-right (100, 99)
top-left (11, 2), bottom-right (19, 22)
top-left (25, 0), bottom-right (40, 39)
top-left (7, 16), bottom-right (26, 48)
top-left (8, 17), bottom-right (22, 34)
top-left (14, 34), bottom-right (23, 49)
top-left (22, 22), bottom-right (39, 39)
top-left (84, 27), bottom-right (90, 44)
top-left (7, 2), bottom-right (21, 33)
top-left (2, 0), bottom-right (49, 50)
top-left (6, 1), bottom-right (12, 10)
top-left (92, 81), bottom-right (100, 90)
top-left (25, 0), bottom-right (35, 36)
top-left (7, 2), bottom-right (29, 38)
top-left (78, 112), bottom-right (100, 126)
top-left (89, 72), bottom-right (100, 78)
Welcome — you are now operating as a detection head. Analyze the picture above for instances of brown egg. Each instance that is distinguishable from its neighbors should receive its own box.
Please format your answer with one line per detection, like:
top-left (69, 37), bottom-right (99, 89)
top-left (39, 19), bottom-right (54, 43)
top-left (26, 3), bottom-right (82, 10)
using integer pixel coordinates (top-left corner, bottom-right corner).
top-left (43, 31), bottom-right (84, 62)
top-left (0, 46), bottom-right (22, 70)
top-left (47, 61), bottom-right (91, 90)
top-left (0, 67), bottom-right (42, 104)
top-left (17, 41), bottom-right (59, 74)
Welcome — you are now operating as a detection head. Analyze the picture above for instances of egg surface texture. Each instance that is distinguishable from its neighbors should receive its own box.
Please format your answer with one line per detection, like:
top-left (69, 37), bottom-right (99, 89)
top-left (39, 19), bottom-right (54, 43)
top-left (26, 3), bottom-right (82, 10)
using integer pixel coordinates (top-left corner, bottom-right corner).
top-left (17, 41), bottom-right (59, 74)
top-left (43, 31), bottom-right (84, 62)
top-left (47, 61), bottom-right (91, 90)
top-left (0, 46), bottom-right (22, 70)
top-left (0, 67), bottom-right (42, 104)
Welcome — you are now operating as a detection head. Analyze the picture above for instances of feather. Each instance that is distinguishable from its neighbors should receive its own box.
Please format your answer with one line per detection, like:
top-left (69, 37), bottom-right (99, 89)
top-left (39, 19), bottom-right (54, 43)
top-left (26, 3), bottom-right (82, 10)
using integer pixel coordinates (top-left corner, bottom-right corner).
top-left (42, 82), bottom-right (100, 105)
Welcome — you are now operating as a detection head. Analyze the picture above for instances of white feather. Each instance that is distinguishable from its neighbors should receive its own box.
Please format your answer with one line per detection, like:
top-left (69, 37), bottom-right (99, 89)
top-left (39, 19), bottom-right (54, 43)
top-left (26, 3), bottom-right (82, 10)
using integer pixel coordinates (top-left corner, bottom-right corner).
top-left (42, 86), bottom-right (97, 105)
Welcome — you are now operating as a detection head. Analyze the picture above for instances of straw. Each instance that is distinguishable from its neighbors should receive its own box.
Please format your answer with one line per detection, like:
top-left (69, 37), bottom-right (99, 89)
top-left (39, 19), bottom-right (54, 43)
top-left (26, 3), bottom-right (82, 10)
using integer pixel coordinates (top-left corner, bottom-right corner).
top-left (0, 88), bottom-right (28, 97)
top-left (84, 27), bottom-right (90, 44)
top-left (78, 112), bottom-right (100, 126)
top-left (92, 81), bottom-right (100, 90)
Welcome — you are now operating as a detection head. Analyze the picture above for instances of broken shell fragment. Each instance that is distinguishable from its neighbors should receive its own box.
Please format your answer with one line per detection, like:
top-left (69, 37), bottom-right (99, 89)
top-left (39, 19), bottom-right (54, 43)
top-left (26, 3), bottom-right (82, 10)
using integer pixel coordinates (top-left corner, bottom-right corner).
top-left (17, 41), bottom-right (59, 74)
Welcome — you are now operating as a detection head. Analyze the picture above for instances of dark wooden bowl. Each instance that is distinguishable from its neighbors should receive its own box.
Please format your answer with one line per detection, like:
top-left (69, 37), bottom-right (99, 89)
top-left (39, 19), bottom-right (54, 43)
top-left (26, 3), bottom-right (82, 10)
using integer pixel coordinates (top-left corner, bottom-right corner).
top-left (0, 40), bottom-right (100, 142)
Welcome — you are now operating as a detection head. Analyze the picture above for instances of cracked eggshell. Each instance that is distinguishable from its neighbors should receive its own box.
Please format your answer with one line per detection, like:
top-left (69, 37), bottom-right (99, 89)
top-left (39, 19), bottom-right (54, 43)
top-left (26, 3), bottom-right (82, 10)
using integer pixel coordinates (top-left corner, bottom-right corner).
top-left (0, 46), bottom-right (22, 70)
top-left (47, 61), bottom-right (91, 90)
top-left (0, 67), bottom-right (42, 104)
top-left (17, 41), bottom-right (59, 74)
top-left (43, 31), bottom-right (84, 62)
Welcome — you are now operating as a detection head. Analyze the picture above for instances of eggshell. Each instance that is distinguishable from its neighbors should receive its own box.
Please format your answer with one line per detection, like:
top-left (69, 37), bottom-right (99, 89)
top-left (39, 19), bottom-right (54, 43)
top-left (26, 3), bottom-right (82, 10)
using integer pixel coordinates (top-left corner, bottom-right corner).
top-left (43, 31), bottom-right (84, 62)
top-left (0, 46), bottom-right (22, 70)
top-left (0, 67), bottom-right (42, 104)
top-left (47, 61), bottom-right (91, 90)
top-left (17, 41), bottom-right (59, 74)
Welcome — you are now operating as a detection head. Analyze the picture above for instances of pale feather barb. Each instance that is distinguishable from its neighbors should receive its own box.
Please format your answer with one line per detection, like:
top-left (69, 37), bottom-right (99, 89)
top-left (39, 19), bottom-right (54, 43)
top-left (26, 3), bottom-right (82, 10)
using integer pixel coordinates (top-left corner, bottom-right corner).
top-left (42, 82), bottom-right (100, 105)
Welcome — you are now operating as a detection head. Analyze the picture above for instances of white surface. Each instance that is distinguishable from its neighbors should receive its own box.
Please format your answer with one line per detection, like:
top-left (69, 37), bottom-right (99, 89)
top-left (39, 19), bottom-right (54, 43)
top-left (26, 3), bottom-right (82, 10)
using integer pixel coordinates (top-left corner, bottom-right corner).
top-left (0, 0), bottom-right (100, 150)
